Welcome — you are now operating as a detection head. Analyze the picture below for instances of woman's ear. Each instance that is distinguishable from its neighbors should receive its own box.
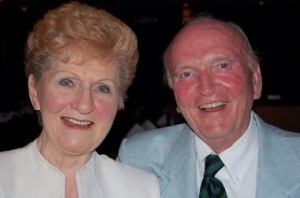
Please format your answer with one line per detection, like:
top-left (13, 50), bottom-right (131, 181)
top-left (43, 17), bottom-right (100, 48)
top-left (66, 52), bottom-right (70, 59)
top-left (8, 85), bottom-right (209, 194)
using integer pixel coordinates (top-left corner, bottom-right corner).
top-left (28, 74), bottom-right (41, 110)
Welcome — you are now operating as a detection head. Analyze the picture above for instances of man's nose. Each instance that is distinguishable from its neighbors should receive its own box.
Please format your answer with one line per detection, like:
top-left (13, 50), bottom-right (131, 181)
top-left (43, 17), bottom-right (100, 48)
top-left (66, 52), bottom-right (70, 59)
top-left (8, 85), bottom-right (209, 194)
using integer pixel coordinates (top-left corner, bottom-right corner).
top-left (197, 72), bottom-right (219, 97)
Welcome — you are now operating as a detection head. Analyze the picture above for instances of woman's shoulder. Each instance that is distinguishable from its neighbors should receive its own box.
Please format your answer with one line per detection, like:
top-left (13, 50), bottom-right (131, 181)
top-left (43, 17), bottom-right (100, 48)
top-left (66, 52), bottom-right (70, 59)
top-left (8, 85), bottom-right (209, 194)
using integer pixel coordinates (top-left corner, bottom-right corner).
top-left (0, 141), bottom-right (35, 162)
top-left (0, 141), bottom-right (37, 189)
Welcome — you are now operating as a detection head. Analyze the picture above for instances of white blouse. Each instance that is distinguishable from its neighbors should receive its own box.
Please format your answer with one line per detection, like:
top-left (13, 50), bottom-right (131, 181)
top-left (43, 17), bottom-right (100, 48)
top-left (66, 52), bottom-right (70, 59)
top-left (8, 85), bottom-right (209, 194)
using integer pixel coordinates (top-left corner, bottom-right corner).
top-left (0, 139), bottom-right (160, 198)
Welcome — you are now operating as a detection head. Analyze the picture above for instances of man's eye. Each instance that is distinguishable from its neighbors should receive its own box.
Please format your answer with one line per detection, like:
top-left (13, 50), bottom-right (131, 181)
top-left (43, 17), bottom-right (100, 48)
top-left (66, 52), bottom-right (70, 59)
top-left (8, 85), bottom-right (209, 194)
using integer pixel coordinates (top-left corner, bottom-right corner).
top-left (180, 71), bottom-right (192, 79)
top-left (183, 72), bottom-right (191, 78)
top-left (97, 84), bottom-right (110, 93)
top-left (220, 63), bottom-right (229, 69)
top-left (59, 78), bottom-right (73, 87)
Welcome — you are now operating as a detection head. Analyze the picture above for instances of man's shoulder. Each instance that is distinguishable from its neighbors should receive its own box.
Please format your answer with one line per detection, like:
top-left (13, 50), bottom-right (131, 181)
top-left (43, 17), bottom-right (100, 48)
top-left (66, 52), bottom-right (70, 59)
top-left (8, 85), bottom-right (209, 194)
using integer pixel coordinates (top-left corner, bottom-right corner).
top-left (124, 123), bottom-right (188, 146)
top-left (256, 114), bottom-right (300, 153)
top-left (118, 123), bottom-right (192, 165)
top-left (258, 116), bottom-right (300, 141)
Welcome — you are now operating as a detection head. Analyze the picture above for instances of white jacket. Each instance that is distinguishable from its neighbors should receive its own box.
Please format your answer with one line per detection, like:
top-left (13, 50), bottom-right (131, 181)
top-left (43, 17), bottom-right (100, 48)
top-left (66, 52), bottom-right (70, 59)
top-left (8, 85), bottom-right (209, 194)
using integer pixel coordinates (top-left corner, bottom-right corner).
top-left (0, 140), bottom-right (160, 198)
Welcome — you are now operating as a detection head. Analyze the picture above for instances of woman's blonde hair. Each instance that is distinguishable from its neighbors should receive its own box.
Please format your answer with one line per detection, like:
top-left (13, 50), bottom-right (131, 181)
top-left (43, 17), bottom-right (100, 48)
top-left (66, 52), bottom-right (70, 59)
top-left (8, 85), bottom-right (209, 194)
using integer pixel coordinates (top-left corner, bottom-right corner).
top-left (25, 1), bottom-right (138, 108)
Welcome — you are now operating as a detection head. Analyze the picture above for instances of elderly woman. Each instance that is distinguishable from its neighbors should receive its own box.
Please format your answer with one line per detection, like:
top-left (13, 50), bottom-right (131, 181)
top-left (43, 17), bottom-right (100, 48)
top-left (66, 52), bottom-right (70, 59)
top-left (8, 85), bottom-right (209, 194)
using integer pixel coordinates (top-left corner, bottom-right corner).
top-left (0, 2), bottom-right (160, 198)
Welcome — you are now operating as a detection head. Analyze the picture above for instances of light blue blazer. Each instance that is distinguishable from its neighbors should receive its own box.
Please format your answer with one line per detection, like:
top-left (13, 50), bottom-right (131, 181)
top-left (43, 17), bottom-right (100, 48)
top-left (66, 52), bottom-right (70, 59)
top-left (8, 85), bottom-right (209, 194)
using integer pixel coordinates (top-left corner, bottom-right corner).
top-left (118, 112), bottom-right (300, 198)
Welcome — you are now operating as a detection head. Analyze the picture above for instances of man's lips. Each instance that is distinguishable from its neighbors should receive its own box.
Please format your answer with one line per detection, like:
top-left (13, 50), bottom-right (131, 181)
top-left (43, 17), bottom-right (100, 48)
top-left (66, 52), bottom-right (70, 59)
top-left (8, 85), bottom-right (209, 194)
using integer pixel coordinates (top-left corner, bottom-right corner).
top-left (199, 101), bottom-right (227, 111)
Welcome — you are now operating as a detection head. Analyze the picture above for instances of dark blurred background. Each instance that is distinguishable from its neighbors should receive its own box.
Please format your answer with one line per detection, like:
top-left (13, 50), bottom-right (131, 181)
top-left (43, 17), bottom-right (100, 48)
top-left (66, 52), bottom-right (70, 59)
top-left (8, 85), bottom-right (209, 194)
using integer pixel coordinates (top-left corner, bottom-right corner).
top-left (0, 0), bottom-right (300, 157)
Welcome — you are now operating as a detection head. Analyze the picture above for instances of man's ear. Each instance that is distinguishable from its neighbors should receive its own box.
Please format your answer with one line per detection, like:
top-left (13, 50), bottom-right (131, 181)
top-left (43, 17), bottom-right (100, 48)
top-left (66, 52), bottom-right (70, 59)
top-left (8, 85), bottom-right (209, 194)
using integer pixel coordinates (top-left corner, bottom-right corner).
top-left (253, 65), bottom-right (262, 100)
top-left (28, 74), bottom-right (40, 110)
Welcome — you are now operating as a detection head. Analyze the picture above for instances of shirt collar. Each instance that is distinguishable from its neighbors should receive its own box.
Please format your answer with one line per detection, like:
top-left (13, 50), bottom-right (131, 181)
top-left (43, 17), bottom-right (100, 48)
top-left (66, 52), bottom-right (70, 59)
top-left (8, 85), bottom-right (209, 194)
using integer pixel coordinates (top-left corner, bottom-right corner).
top-left (195, 112), bottom-right (258, 182)
top-left (220, 114), bottom-right (258, 182)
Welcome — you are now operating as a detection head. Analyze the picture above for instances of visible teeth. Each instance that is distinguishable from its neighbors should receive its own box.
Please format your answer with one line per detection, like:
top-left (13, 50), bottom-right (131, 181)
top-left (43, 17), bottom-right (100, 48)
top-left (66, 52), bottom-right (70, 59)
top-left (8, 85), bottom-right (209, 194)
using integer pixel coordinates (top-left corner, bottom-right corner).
top-left (200, 101), bottom-right (226, 109)
top-left (64, 117), bottom-right (91, 125)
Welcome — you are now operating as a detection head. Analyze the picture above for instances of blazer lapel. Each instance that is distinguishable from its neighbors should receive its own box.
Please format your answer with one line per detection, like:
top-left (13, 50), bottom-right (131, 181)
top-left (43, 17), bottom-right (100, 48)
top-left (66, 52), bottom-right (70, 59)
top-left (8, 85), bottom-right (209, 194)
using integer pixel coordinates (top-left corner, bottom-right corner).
top-left (254, 112), bottom-right (300, 198)
top-left (160, 124), bottom-right (198, 198)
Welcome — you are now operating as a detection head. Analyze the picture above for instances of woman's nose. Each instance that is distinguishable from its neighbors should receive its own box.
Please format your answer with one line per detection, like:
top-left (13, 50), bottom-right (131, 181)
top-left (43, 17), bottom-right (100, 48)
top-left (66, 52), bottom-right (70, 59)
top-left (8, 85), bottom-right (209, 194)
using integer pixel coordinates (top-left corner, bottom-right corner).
top-left (72, 89), bottom-right (95, 115)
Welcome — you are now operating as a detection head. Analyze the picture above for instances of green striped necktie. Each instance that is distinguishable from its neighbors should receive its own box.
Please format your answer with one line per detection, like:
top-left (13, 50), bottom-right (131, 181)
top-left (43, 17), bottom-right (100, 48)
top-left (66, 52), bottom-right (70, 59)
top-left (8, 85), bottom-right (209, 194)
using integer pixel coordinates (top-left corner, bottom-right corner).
top-left (199, 154), bottom-right (228, 198)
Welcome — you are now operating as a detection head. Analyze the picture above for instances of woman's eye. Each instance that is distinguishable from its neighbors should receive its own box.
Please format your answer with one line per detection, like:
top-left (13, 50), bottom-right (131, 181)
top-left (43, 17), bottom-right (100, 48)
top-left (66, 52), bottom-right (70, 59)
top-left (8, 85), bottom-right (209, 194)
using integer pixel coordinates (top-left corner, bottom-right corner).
top-left (59, 78), bottom-right (73, 87)
top-left (97, 84), bottom-right (110, 93)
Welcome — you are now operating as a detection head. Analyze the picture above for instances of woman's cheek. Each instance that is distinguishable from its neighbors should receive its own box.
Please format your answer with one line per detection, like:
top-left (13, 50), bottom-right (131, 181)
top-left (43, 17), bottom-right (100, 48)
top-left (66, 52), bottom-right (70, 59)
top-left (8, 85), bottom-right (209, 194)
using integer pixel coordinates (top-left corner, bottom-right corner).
top-left (44, 92), bottom-right (72, 114)
top-left (94, 99), bottom-right (119, 120)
